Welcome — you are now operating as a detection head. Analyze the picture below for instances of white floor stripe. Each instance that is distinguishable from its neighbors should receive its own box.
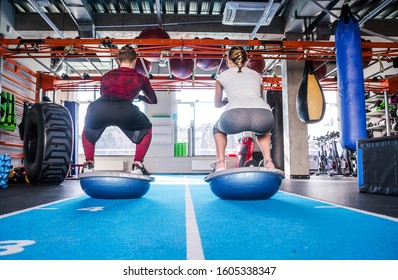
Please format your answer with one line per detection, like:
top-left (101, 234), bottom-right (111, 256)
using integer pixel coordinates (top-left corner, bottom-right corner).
top-left (184, 179), bottom-right (205, 260)
top-left (314, 205), bottom-right (340, 209)
top-left (0, 195), bottom-right (85, 219)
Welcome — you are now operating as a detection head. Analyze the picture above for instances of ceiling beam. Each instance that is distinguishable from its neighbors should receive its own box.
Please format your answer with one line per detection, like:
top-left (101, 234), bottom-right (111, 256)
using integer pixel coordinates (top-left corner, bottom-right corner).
top-left (14, 13), bottom-right (285, 35)
top-left (25, 0), bottom-right (65, 38)
top-left (13, 13), bottom-right (398, 38)
top-left (61, 0), bottom-right (96, 38)
top-left (361, 19), bottom-right (398, 38)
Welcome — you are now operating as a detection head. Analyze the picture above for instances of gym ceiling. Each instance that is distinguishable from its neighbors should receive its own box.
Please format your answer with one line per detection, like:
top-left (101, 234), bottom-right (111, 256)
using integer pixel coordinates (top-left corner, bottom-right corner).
top-left (1, 0), bottom-right (398, 91)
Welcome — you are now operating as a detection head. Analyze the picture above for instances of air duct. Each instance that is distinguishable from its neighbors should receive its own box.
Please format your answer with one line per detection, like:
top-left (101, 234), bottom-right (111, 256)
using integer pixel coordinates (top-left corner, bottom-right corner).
top-left (222, 1), bottom-right (281, 26)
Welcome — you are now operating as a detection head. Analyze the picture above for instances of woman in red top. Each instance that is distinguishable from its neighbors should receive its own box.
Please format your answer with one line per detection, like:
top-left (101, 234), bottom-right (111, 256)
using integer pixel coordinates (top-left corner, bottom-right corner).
top-left (82, 44), bottom-right (158, 175)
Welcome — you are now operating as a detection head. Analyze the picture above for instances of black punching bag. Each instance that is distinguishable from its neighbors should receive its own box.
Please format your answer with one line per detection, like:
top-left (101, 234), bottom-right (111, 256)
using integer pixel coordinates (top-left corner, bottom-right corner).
top-left (296, 60), bottom-right (326, 123)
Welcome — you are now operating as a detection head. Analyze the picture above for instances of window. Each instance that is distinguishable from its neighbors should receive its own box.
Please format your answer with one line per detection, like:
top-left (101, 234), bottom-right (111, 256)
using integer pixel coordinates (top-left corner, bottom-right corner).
top-left (307, 90), bottom-right (340, 160)
top-left (76, 88), bottom-right (265, 157)
top-left (307, 91), bottom-right (339, 138)
top-left (176, 90), bottom-right (241, 156)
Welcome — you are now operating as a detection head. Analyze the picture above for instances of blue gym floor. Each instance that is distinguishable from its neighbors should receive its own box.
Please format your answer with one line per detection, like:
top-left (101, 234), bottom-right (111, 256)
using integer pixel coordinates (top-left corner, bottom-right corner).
top-left (1, 175), bottom-right (397, 260)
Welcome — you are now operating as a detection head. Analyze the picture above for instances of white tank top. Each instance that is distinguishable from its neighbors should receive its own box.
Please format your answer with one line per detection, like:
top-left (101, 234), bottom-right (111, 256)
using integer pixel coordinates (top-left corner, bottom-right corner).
top-left (216, 66), bottom-right (271, 111)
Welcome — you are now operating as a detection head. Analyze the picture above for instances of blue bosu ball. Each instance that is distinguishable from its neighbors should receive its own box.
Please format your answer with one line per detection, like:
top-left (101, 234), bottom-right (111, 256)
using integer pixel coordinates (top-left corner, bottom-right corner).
top-left (205, 167), bottom-right (284, 200)
top-left (79, 172), bottom-right (154, 199)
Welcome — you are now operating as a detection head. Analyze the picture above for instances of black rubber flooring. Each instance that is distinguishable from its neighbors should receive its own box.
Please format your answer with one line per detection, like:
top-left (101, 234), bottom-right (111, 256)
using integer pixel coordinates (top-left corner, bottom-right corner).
top-left (0, 180), bottom-right (84, 215)
top-left (1, 175), bottom-right (398, 218)
top-left (280, 175), bottom-right (398, 218)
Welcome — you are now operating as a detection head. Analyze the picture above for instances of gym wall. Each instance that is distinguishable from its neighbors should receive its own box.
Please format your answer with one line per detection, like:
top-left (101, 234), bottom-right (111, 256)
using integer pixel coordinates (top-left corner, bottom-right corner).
top-left (0, 57), bottom-right (37, 168)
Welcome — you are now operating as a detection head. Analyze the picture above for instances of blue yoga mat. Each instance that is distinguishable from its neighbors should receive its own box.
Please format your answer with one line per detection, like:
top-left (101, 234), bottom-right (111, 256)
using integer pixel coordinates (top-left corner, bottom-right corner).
top-left (188, 181), bottom-right (398, 260)
top-left (1, 175), bottom-right (398, 260)
top-left (0, 182), bottom-right (186, 260)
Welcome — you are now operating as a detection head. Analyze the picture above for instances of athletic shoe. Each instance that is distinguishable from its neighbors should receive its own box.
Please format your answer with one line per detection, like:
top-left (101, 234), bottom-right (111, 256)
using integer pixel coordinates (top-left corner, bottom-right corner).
top-left (210, 160), bottom-right (226, 173)
top-left (131, 162), bottom-right (150, 176)
top-left (82, 161), bottom-right (94, 173)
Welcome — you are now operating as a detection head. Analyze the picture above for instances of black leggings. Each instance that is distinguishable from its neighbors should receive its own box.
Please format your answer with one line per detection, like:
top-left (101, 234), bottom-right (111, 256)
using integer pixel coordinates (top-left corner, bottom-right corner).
top-left (213, 108), bottom-right (274, 135)
top-left (84, 97), bottom-right (152, 143)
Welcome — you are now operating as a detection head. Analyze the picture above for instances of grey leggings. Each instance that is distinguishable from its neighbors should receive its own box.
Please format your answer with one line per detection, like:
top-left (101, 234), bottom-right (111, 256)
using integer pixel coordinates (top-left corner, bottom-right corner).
top-left (213, 108), bottom-right (274, 135)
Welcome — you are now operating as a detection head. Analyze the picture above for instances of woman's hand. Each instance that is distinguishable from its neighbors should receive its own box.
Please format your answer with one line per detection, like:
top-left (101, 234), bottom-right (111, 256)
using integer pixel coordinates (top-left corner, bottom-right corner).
top-left (221, 97), bottom-right (229, 106)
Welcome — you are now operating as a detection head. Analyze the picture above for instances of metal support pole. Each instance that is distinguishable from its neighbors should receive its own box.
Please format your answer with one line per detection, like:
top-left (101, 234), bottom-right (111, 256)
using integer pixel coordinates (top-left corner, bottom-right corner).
top-left (139, 58), bottom-right (151, 78)
top-left (52, 89), bottom-right (56, 104)
top-left (155, 0), bottom-right (163, 29)
top-left (26, 0), bottom-right (65, 38)
top-left (187, 127), bottom-right (193, 157)
top-left (358, 0), bottom-right (395, 26)
top-left (384, 90), bottom-right (391, 136)
top-left (249, 0), bottom-right (274, 40)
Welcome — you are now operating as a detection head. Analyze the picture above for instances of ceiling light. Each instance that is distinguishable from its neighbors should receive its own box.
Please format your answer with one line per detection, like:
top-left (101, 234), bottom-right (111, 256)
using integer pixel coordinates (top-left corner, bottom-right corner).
top-left (36, 0), bottom-right (51, 8)
top-left (222, 1), bottom-right (281, 26)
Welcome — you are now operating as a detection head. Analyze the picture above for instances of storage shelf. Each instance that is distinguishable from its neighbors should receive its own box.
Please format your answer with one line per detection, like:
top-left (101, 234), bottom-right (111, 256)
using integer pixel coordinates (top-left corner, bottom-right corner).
top-left (149, 117), bottom-right (172, 126)
top-left (152, 126), bottom-right (172, 135)
top-left (366, 110), bottom-right (385, 118)
top-left (148, 117), bottom-right (174, 148)
top-left (365, 95), bottom-right (383, 104)
top-left (367, 124), bottom-right (386, 131)
top-left (365, 92), bottom-right (395, 136)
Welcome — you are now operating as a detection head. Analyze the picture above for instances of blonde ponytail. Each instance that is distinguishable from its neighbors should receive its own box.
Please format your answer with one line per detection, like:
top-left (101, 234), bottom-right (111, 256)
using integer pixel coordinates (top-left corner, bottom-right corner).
top-left (228, 47), bottom-right (247, 73)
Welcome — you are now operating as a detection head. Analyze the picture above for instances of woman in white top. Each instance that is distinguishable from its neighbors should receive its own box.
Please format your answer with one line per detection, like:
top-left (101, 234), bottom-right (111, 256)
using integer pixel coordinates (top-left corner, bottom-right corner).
top-left (212, 46), bottom-right (275, 172)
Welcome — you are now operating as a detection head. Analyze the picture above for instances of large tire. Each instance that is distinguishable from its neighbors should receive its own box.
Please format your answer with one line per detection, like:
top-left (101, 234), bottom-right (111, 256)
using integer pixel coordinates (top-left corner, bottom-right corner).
top-left (23, 102), bottom-right (73, 185)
